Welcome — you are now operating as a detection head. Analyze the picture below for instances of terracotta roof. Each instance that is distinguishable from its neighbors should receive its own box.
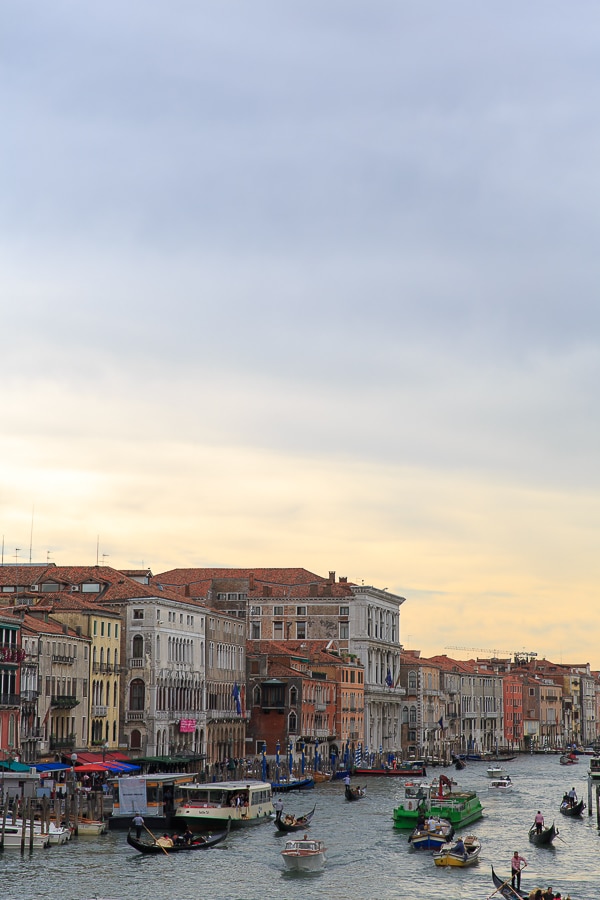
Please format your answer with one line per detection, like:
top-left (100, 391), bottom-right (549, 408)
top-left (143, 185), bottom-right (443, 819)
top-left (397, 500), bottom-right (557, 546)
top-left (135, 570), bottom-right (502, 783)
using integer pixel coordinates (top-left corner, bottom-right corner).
top-left (18, 612), bottom-right (89, 639)
top-left (154, 567), bottom-right (355, 600)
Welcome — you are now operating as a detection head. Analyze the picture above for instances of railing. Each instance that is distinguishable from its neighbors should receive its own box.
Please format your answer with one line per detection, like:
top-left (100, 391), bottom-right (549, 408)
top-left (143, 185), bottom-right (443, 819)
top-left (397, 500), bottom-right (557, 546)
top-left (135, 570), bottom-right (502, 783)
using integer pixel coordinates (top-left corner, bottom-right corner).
top-left (0, 644), bottom-right (25, 664)
top-left (128, 658), bottom-right (144, 668)
top-left (92, 705), bottom-right (108, 717)
top-left (207, 709), bottom-right (250, 721)
top-left (315, 702), bottom-right (326, 712)
top-left (50, 695), bottom-right (79, 709)
top-left (21, 689), bottom-right (39, 702)
top-left (0, 693), bottom-right (20, 707)
top-left (50, 734), bottom-right (76, 750)
top-left (52, 654), bottom-right (75, 665)
top-left (93, 662), bottom-right (123, 674)
top-left (126, 711), bottom-right (145, 722)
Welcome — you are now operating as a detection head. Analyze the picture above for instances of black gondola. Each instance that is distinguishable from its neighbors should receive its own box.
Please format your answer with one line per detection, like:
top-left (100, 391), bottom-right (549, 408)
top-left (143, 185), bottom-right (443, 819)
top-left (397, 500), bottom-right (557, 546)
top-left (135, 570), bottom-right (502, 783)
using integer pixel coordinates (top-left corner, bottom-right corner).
top-left (491, 866), bottom-right (528, 899)
top-left (274, 805), bottom-right (316, 833)
top-left (560, 798), bottom-right (585, 817)
top-left (345, 784), bottom-right (366, 801)
top-left (127, 826), bottom-right (229, 854)
top-left (528, 821), bottom-right (557, 845)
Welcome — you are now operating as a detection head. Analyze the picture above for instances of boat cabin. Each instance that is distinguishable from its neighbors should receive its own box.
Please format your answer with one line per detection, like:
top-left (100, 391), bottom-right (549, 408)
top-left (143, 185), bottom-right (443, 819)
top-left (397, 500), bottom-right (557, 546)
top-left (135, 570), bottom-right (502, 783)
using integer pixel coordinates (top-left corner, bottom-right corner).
top-left (109, 773), bottom-right (193, 829)
top-left (174, 779), bottom-right (273, 827)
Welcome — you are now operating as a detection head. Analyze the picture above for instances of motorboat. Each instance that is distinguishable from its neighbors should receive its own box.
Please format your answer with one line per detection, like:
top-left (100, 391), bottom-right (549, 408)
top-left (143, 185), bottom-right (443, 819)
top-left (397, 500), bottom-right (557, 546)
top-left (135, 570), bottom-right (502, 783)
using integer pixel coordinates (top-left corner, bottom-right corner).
top-left (433, 834), bottom-right (481, 867)
top-left (488, 776), bottom-right (513, 792)
top-left (281, 837), bottom-right (326, 872)
top-left (486, 765), bottom-right (508, 778)
top-left (76, 818), bottom-right (108, 835)
top-left (392, 777), bottom-right (483, 830)
top-left (0, 824), bottom-right (50, 849)
top-left (408, 817), bottom-right (454, 850)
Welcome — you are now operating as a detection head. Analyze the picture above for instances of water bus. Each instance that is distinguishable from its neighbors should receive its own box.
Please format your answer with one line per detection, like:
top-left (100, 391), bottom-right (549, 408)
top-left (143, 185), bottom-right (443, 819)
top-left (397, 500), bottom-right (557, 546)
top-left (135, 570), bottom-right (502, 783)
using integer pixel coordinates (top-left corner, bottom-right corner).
top-left (173, 779), bottom-right (273, 830)
top-left (108, 773), bottom-right (193, 830)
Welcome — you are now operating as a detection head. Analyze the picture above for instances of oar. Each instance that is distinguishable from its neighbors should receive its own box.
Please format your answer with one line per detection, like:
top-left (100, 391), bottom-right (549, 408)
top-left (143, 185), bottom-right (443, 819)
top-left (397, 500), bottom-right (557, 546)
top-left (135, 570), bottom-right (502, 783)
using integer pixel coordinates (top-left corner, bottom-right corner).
top-left (487, 863), bottom-right (528, 900)
top-left (143, 823), bottom-right (169, 856)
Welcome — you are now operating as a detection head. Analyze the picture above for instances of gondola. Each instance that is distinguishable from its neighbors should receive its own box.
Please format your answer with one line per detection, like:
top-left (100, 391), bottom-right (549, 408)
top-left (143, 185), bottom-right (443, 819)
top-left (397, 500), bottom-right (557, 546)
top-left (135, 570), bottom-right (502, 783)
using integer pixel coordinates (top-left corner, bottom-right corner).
top-left (126, 826), bottom-right (229, 854)
top-left (345, 784), bottom-right (366, 801)
top-left (491, 866), bottom-right (529, 899)
top-left (528, 821), bottom-right (557, 845)
top-left (274, 805), bottom-right (316, 833)
top-left (560, 798), bottom-right (585, 817)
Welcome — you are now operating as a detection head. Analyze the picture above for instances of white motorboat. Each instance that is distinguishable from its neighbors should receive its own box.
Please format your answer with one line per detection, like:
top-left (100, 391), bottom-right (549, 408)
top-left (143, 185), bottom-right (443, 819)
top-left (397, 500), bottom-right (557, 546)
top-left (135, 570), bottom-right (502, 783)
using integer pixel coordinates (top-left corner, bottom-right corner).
top-left (0, 824), bottom-right (50, 849)
top-left (488, 776), bottom-right (513, 792)
top-left (281, 837), bottom-right (326, 872)
top-left (486, 765), bottom-right (507, 778)
top-left (76, 818), bottom-right (108, 835)
top-left (12, 819), bottom-right (71, 844)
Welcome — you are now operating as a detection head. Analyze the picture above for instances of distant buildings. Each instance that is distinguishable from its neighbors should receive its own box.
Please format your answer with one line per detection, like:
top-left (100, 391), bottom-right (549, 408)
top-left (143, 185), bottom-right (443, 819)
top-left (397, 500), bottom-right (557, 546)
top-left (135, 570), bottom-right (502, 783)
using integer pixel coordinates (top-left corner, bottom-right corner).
top-left (0, 560), bottom-right (599, 769)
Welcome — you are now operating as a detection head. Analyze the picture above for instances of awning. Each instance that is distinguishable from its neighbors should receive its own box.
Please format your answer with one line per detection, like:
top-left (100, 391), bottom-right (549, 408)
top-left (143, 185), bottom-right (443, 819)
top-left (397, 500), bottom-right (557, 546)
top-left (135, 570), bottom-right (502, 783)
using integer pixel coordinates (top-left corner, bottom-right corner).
top-left (0, 759), bottom-right (32, 772)
top-left (34, 762), bottom-right (70, 773)
top-left (101, 761), bottom-right (140, 772)
top-left (68, 750), bottom-right (132, 765)
top-left (72, 763), bottom-right (112, 774)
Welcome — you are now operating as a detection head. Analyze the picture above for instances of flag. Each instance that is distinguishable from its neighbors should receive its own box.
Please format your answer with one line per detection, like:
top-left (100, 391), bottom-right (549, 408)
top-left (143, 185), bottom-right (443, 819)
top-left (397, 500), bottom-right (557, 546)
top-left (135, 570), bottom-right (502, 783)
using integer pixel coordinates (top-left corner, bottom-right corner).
top-left (232, 682), bottom-right (241, 715)
top-left (385, 668), bottom-right (393, 688)
top-left (438, 716), bottom-right (444, 730)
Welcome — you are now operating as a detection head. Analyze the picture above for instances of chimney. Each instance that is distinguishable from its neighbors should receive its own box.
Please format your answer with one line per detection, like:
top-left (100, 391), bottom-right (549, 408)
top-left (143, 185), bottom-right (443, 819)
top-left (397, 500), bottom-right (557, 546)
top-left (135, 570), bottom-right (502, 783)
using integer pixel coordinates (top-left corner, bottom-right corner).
top-left (249, 572), bottom-right (254, 590)
top-left (63, 624), bottom-right (68, 634)
top-left (339, 576), bottom-right (347, 584)
top-left (185, 584), bottom-right (190, 597)
top-left (328, 571), bottom-right (335, 584)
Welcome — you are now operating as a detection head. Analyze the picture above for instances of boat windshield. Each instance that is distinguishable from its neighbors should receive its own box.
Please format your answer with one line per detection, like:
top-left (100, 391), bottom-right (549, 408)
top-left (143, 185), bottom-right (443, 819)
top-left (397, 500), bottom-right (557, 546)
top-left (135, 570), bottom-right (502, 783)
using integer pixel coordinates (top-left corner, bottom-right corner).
top-left (404, 783), bottom-right (429, 799)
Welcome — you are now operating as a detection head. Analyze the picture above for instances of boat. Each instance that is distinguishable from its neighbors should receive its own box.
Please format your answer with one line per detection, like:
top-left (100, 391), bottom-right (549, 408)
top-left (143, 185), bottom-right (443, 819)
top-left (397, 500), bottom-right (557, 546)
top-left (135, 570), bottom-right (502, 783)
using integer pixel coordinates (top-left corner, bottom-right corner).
top-left (408, 817), bottom-right (454, 850)
top-left (281, 836), bottom-right (326, 872)
top-left (487, 765), bottom-right (508, 778)
top-left (76, 818), bottom-right (108, 835)
top-left (275, 805), bottom-right (316, 833)
top-left (173, 780), bottom-right (273, 829)
top-left (433, 834), bottom-right (481, 867)
top-left (271, 776), bottom-right (314, 792)
top-left (559, 798), bottom-right (585, 817)
top-left (491, 866), bottom-right (528, 899)
top-left (528, 821), bottom-right (557, 845)
top-left (126, 826), bottom-right (229, 854)
top-left (311, 771), bottom-right (332, 783)
top-left (452, 755), bottom-right (466, 771)
top-left (392, 778), bottom-right (483, 830)
top-left (0, 824), bottom-right (50, 849)
top-left (345, 784), bottom-right (366, 801)
top-left (559, 753), bottom-right (578, 765)
top-left (488, 776), bottom-right (513, 792)
top-left (588, 755), bottom-right (600, 781)
top-left (11, 819), bottom-right (71, 845)
top-left (108, 772), bottom-right (193, 830)
top-left (354, 760), bottom-right (427, 777)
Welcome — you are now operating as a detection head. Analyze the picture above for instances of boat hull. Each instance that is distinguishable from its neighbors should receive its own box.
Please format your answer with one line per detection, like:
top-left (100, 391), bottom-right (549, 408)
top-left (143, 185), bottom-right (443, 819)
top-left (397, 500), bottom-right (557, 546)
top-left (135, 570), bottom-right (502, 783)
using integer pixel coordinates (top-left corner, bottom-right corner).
top-left (560, 799), bottom-right (585, 816)
top-left (127, 828), bottom-right (228, 854)
top-left (393, 791), bottom-right (483, 830)
top-left (281, 839), bottom-right (326, 872)
top-left (433, 837), bottom-right (481, 867)
top-left (528, 822), bottom-right (556, 845)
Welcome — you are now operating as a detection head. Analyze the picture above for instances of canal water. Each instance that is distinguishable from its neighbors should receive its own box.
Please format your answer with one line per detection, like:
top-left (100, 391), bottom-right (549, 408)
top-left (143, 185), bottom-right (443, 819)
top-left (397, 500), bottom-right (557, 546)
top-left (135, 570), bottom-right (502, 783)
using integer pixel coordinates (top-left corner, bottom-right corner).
top-left (2, 753), bottom-right (599, 900)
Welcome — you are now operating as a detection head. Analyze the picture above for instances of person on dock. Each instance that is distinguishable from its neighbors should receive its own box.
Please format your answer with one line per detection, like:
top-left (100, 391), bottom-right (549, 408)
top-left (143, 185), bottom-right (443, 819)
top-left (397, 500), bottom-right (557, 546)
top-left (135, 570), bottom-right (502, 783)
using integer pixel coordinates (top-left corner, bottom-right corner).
top-left (534, 810), bottom-right (545, 834)
top-left (511, 850), bottom-right (527, 890)
top-left (132, 813), bottom-right (144, 839)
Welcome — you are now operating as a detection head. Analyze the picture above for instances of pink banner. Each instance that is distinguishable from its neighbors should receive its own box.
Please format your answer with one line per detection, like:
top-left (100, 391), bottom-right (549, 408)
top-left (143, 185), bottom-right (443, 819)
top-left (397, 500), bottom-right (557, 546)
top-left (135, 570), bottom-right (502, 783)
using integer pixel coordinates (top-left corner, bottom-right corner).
top-left (179, 718), bottom-right (197, 733)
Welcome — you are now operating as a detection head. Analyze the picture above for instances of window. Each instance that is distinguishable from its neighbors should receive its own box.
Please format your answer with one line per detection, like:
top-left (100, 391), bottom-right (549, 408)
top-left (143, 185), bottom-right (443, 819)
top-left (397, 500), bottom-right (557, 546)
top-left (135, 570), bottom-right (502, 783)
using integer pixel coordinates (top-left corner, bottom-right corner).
top-left (82, 582), bottom-right (100, 592)
top-left (408, 671), bottom-right (417, 691)
top-left (273, 606), bottom-right (283, 616)
top-left (133, 609), bottom-right (144, 620)
top-left (115, 624), bottom-right (119, 639)
top-left (107, 623), bottom-right (111, 637)
top-left (339, 623), bottom-right (349, 640)
top-left (296, 606), bottom-right (306, 616)
top-left (250, 606), bottom-right (261, 616)
top-left (289, 687), bottom-right (297, 706)
top-left (273, 622), bottom-right (283, 639)
top-left (101, 621), bottom-right (105, 636)
top-left (132, 635), bottom-right (144, 658)
top-left (288, 712), bottom-right (297, 733)
top-left (296, 622), bottom-right (306, 639)
top-left (339, 606), bottom-right (349, 616)
top-left (129, 679), bottom-right (145, 711)
top-left (251, 622), bottom-right (261, 640)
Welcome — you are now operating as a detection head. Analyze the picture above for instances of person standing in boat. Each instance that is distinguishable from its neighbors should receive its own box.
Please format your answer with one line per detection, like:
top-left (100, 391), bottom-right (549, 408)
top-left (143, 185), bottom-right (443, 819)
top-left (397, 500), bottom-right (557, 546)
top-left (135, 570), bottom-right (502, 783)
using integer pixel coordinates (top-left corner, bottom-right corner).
top-left (344, 774), bottom-right (351, 786)
top-left (567, 787), bottom-right (577, 807)
top-left (274, 796), bottom-right (284, 821)
top-left (132, 813), bottom-right (144, 839)
top-left (511, 850), bottom-right (527, 890)
top-left (534, 810), bottom-right (545, 834)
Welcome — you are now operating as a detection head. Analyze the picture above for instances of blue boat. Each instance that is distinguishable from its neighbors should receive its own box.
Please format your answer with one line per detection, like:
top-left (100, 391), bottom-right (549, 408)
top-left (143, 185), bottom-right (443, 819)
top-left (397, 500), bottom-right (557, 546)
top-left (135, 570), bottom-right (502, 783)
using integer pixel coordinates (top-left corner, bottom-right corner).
top-left (271, 777), bottom-right (315, 792)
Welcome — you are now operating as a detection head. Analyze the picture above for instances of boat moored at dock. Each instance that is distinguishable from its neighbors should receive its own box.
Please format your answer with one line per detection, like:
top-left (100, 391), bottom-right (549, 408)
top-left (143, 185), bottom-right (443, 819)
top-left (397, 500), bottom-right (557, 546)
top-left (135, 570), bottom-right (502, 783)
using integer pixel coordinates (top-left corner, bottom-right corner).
top-left (173, 780), bottom-right (273, 830)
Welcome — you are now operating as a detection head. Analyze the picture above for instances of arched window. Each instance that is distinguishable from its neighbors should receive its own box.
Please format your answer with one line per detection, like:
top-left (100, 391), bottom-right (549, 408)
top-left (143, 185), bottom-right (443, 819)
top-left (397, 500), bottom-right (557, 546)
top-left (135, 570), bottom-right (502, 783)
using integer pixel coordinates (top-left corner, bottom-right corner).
top-left (132, 634), bottom-right (144, 659)
top-left (253, 686), bottom-right (261, 706)
top-left (409, 705), bottom-right (417, 724)
top-left (408, 670), bottom-right (417, 691)
top-left (289, 686), bottom-right (297, 706)
top-left (130, 679), bottom-right (145, 711)
top-left (130, 729), bottom-right (142, 750)
top-left (288, 712), bottom-right (297, 733)
top-left (402, 705), bottom-right (409, 724)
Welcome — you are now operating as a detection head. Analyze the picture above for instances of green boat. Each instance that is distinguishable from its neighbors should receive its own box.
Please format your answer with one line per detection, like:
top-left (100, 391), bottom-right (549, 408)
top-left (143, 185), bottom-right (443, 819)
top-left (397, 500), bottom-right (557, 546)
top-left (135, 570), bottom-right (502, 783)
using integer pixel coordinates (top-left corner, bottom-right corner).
top-left (392, 779), bottom-right (483, 830)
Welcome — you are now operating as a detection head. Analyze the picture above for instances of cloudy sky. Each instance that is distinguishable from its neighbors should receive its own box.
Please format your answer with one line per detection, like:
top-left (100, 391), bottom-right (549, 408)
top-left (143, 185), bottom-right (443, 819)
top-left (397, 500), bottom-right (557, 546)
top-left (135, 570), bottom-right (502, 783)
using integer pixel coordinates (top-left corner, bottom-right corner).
top-left (2, 2), bottom-right (600, 665)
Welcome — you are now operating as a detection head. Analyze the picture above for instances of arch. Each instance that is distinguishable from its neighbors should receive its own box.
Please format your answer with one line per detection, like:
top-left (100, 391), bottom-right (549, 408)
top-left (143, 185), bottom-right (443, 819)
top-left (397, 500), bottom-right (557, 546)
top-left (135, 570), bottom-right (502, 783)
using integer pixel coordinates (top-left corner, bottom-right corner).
top-left (129, 679), bottom-right (145, 711)
top-left (132, 634), bottom-right (144, 658)
top-left (130, 729), bottom-right (142, 750)
top-left (289, 686), bottom-right (298, 706)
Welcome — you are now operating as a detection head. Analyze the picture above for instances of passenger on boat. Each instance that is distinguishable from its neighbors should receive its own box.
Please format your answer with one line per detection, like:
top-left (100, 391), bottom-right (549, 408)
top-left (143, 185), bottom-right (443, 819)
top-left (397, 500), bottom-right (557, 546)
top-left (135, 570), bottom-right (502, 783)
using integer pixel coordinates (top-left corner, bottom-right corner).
top-left (567, 787), bottom-right (577, 806)
top-left (453, 837), bottom-right (466, 858)
top-left (157, 834), bottom-right (174, 848)
top-left (416, 811), bottom-right (425, 830)
top-left (534, 811), bottom-right (545, 834)
top-left (542, 887), bottom-right (554, 900)
top-left (182, 827), bottom-right (194, 845)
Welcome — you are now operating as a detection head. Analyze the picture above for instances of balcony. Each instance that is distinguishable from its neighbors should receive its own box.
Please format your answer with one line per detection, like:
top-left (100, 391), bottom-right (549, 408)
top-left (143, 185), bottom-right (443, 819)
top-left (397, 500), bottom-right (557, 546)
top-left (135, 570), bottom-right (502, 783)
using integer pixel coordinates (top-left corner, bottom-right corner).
top-left (21, 689), bottom-right (39, 702)
top-left (315, 702), bottom-right (326, 712)
top-left (128, 658), bottom-right (144, 669)
top-left (0, 693), bottom-right (20, 707)
top-left (92, 705), bottom-right (108, 717)
top-left (126, 711), bottom-right (145, 722)
top-left (52, 654), bottom-right (75, 665)
top-left (50, 734), bottom-right (76, 751)
top-left (50, 695), bottom-right (79, 709)
top-left (0, 643), bottom-right (26, 664)
top-left (93, 662), bottom-right (123, 674)
top-left (207, 709), bottom-right (250, 722)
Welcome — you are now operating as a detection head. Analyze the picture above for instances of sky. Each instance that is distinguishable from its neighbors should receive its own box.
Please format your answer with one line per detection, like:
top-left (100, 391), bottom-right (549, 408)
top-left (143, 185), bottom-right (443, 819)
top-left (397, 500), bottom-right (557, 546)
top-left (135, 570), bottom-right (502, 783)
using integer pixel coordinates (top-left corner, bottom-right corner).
top-left (2, 2), bottom-right (600, 666)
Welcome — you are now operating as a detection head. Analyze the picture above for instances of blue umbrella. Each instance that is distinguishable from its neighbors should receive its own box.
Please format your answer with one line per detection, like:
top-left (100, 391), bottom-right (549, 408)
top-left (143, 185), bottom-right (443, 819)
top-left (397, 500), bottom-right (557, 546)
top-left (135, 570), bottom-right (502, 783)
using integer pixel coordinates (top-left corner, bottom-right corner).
top-left (275, 740), bottom-right (280, 768)
top-left (261, 741), bottom-right (267, 782)
top-left (315, 739), bottom-right (320, 772)
top-left (301, 740), bottom-right (305, 774)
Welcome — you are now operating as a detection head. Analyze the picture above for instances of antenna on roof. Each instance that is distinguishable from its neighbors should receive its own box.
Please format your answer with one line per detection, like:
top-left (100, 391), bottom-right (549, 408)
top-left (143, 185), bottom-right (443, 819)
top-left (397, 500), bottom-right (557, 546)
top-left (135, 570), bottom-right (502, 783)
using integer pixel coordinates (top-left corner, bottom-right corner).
top-left (29, 505), bottom-right (35, 564)
top-left (96, 535), bottom-right (99, 566)
top-left (101, 554), bottom-right (109, 566)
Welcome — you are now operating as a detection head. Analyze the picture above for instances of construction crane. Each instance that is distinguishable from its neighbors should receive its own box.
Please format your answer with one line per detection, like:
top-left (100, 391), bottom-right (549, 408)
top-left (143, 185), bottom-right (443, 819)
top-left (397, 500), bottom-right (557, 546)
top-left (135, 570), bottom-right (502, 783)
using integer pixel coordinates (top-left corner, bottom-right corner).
top-left (445, 646), bottom-right (538, 662)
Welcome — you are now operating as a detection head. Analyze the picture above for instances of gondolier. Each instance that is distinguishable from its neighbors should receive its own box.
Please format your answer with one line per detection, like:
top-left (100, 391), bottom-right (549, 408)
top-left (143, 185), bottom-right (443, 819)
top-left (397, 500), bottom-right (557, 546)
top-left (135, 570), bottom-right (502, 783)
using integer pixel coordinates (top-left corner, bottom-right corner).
top-left (511, 850), bottom-right (527, 890)
top-left (132, 814), bottom-right (144, 839)
top-left (274, 796), bottom-right (284, 821)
